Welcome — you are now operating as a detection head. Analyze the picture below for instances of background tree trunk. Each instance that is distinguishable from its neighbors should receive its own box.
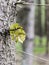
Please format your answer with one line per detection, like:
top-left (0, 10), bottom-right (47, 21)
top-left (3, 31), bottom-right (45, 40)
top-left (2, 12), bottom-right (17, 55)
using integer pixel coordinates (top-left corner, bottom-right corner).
top-left (22, 0), bottom-right (36, 65)
top-left (45, 0), bottom-right (49, 56)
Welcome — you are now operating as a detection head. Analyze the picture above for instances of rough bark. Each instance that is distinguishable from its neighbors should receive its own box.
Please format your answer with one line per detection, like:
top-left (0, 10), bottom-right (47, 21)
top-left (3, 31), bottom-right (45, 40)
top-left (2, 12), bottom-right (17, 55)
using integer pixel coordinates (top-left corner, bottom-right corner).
top-left (0, 0), bottom-right (17, 65)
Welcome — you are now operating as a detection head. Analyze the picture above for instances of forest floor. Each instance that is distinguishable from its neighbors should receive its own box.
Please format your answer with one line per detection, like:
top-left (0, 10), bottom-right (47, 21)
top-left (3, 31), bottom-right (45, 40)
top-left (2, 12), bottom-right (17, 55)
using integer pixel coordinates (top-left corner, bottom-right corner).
top-left (33, 36), bottom-right (49, 65)
top-left (33, 54), bottom-right (49, 65)
top-left (16, 36), bottom-right (49, 65)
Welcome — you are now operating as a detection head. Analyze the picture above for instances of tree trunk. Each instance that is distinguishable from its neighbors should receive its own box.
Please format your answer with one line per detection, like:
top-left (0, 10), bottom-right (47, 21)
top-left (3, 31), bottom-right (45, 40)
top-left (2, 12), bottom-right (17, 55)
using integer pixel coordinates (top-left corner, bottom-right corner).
top-left (0, 0), bottom-right (17, 65)
top-left (41, 0), bottom-right (45, 35)
top-left (22, 0), bottom-right (35, 65)
top-left (45, 0), bottom-right (49, 56)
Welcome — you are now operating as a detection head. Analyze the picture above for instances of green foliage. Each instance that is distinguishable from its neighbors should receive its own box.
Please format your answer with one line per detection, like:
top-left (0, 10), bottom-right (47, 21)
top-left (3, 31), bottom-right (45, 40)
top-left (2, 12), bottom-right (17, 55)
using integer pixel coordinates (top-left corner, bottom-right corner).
top-left (15, 42), bottom-right (23, 55)
top-left (10, 23), bottom-right (26, 43)
top-left (34, 36), bottom-right (47, 54)
top-left (34, 36), bottom-right (40, 46)
top-left (34, 36), bottom-right (47, 46)
top-left (34, 46), bottom-right (46, 54)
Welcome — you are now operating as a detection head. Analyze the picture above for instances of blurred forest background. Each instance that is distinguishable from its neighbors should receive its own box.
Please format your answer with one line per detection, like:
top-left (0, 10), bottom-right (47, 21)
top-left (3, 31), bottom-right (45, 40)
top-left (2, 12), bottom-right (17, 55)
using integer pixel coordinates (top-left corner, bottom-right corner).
top-left (16, 0), bottom-right (49, 65)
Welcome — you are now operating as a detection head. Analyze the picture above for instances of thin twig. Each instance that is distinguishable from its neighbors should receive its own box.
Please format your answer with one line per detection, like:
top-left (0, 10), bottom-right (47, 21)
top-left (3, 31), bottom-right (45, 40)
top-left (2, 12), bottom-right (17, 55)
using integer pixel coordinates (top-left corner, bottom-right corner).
top-left (15, 1), bottom-right (49, 6)
top-left (18, 50), bottom-right (49, 62)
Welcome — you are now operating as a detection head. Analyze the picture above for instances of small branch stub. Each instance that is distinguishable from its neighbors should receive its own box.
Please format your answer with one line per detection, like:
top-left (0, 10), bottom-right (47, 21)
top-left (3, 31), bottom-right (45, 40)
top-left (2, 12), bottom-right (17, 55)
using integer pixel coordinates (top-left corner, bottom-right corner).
top-left (15, 1), bottom-right (49, 6)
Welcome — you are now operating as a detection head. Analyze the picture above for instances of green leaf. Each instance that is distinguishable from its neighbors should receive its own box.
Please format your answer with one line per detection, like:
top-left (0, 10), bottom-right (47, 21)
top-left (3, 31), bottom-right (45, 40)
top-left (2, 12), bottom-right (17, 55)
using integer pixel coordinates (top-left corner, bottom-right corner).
top-left (10, 23), bottom-right (26, 43)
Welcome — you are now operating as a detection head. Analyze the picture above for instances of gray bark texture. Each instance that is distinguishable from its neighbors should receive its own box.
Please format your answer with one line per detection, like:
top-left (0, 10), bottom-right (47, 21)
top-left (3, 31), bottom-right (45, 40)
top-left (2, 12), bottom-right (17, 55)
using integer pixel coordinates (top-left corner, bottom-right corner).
top-left (22, 0), bottom-right (35, 65)
top-left (0, 0), bottom-right (17, 65)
